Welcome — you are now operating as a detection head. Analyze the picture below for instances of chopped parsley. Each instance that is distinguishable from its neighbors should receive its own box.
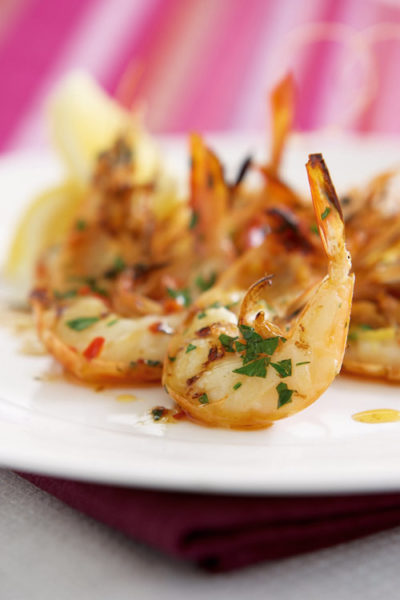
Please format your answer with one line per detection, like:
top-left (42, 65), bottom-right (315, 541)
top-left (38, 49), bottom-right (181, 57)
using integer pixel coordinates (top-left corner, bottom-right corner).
top-left (233, 357), bottom-right (270, 378)
top-left (197, 311), bottom-right (207, 319)
top-left (186, 343), bottom-right (197, 353)
top-left (196, 272), bottom-right (216, 292)
top-left (113, 256), bottom-right (126, 273)
top-left (167, 287), bottom-right (192, 307)
top-left (66, 316), bottom-right (100, 331)
top-left (151, 407), bottom-right (165, 421)
top-left (236, 325), bottom-right (281, 364)
top-left (296, 361), bottom-right (310, 366)
top-left (233, 382), bottom-right (242, 390)
top-left (106, 318), bottom-right (119, 327)
top-left (271, 359), bottom-right (292, 378)
top-left (321, 207), bottom-right (331, 220)
top-left (359, 324), bottom-right (373, 330)
top-left (189, 211), bottom-right (198, 229)
top-left (168, 355), bottom-right (176, 362)
top-left (76, 219), bottom-right (87, 231)
top-left (310, 223), bottom-right (319, 235)
top-left (276, 382), bottom-right (294, 408)
top-left (209, 301), bottom-right (222, 308)
top-left (54, 289), bottom-right (77, 300)
top-left (219, 333), bottom-right (238, 352)
top-left (145, 360), bottom-right (162, 367)
top-left (198, 393), bottom-right (209, 404)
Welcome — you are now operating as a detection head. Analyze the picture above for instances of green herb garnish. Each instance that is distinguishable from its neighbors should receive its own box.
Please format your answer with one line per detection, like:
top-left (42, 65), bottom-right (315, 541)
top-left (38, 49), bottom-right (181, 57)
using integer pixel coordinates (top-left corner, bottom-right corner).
top-left (271, 359), bottom-right (292, 378)
top-left (76, 219), bottom-right (87, 231)
top-left (209, 301), bottom-right (222, 308)
top-left (310, 223), bottom-right (319, 235)
top-left (106, 318), bottom-right (119, 327)
top-left (145, 360), bottom-right (162, 367)
top-left (167, 287), bottom-right (192, 307)
top-left (219, 333), bottom-right (238, 352)
top-left (296, 361), bottom-right (310, 366)
top-left (66, 316), bottom-right (100, 331)
top-left (321, 207), bottom-right (331, 220)
top-left (54, 289), bottom-right (77, 300)
top-left (233, 382), bottom-right (242, 390)
top-left (276, 382), bottom-right (294, 408)
top-left (196, 272), bottom-right (216, 292)
top-left (359, 324), bottom-right (373, 331)
top-left (151, 407), bottom-right (165, 421)
top-left (189, 211), bottom-right (198, 229)
top-left (197, 311), bottom-right (207, 319)
top-left (113, 256), bottom-right (126, 273)
top-left (168, 355), bottom-right (176, 362)
top-left (198, 393), bottom-right (209, 404)
top-left (186, 343), bottom-right (197, 353)
top-left (233, 357), bottom-right (270, 378)
top-left (237, 325), bottom-right (280, 364)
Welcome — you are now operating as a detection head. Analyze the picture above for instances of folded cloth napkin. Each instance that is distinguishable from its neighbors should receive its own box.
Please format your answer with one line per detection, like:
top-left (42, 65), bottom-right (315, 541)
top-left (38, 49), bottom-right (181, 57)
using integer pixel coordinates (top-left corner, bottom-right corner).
top-left (20, 473), bottom-right (400, 572)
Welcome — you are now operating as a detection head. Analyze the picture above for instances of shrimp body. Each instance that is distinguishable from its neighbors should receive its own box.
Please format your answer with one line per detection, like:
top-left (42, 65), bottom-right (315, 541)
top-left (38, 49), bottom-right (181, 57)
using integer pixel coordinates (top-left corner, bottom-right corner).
top-left (163, 155), bottom-right (354, 429)
top-left (33, 294), bottom-right (182, 383)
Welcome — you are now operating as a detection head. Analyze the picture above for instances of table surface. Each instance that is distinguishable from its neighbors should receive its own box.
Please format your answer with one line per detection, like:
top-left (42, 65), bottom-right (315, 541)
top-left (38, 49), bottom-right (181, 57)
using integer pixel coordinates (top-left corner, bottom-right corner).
top-left (2, 470), bottom-right (400, 599)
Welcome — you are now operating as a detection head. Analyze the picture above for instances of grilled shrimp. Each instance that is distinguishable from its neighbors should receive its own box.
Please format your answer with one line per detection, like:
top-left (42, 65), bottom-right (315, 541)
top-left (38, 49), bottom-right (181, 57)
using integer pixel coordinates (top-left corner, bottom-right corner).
top-left (32, 292), bottom-right (182, 383)
top-left (163, 154), bottom-right (354, 429)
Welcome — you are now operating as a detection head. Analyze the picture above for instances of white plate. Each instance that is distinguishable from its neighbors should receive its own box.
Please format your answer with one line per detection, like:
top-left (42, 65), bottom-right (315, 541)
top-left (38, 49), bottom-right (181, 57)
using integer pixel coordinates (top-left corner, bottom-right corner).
top-left (1, 134), bottom-right (400, 496)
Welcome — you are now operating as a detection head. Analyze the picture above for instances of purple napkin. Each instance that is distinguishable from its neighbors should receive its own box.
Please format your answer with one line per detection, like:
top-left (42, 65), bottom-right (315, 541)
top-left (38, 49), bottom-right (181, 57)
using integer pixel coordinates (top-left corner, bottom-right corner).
top-left (21, 473), bottom-right (400, 572)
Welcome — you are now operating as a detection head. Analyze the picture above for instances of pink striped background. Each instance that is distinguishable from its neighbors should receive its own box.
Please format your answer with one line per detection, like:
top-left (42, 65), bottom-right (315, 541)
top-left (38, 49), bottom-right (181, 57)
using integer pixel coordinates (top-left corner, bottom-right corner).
top-left (1, 0), bottom-right (400, 152)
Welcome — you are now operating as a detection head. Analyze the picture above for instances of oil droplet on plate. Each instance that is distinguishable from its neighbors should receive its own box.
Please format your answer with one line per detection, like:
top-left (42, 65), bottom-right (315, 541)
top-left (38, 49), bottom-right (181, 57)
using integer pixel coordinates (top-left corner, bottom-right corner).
top-left (116, 394), bottom-right (137, 403)
top-left (352, 409), bottom-right (400, 424)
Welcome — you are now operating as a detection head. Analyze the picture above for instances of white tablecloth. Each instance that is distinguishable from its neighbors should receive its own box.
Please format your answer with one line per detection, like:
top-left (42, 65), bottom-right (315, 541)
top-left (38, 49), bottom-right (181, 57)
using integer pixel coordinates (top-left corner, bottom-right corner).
top-left (2, 468), bottom-right (400, 600)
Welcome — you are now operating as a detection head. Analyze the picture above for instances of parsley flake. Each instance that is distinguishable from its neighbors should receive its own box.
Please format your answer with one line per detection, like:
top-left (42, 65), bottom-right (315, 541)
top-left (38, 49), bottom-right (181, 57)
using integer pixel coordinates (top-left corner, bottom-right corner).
top-left (167, 287), bottom-right (192, 307)
top-left (233, 382), bottom-right (242, 390)
top-left (151, 407), bottom-right (166, 421)
top-left (198, 393), bottom-right (209, 404)
top-left (189, 211), bottom-right (198, 229)
top-left (54, 289), bottom-right (77, 300)
top-left (196, 272), bottom-right (216, 292)
top-left (276, 382), bottom-right (294, 408)
top-left (106, 319), bottom-right (119, 327)
top-left (168, 355), bottom-right (176, 362)
top-left (66, 316), bottom-right (100, 331)
top-left (310, 223), bottom-right (319, 235)
top-left (76, 219), bottom-right (87, 231)
top-left (186, 343), bottom-right (197, 353)
top-left (271, 359), bottom-right (292, 378)
top-left (113, 256), bottom-right (126, 273)
top-left (219, 333), bottom-right (238, 352)
top-left (233, 357), bottom-right (270, 378)
top-left (197, 311), bottom-right (207, 319)
top-left (296, 361), bottom-right (310, 366)
top-left (321, 207), bottom-right (331, 220)
top-left (145, 360), bottom-right (162, 367)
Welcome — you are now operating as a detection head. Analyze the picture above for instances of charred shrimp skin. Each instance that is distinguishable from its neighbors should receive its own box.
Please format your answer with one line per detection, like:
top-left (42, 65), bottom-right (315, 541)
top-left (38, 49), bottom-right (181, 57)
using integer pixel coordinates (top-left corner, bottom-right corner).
top-left (163, 154), bottom-right (354, 429)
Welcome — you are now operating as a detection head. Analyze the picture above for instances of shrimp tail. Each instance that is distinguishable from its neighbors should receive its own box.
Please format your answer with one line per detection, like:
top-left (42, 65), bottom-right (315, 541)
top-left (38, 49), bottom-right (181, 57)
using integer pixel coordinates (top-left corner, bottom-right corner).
top-left (306, 153), bottom-right (350, 280)
top-left (269, 72), bottom-right (295, 175)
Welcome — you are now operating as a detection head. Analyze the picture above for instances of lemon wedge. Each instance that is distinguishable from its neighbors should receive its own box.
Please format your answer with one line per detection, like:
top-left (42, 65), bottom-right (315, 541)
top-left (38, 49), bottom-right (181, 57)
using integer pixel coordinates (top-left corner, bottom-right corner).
top-left (3, 180), bottom-right (84, 301)
top-left (48, 70), bottom-right (160, 185)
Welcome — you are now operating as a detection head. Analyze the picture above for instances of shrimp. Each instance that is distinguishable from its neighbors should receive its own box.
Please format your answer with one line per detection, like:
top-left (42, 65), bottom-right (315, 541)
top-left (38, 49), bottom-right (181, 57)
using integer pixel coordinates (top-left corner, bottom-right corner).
top-left (163, 154), bottom-right (354, 429)
top-left (31, 291), bottom-right (182, 383)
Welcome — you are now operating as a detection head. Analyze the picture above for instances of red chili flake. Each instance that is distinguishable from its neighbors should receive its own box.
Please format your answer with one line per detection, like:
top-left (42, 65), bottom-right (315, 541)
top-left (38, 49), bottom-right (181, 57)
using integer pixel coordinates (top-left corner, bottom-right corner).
top-left (172, 410), bottom-right (186, 421)
top-left (148, 321), bottom-right (173, 335)
top-left (83, 337), bottom-right (105, 360)
top-left (78, 285), bottom-right (91, 296)
top-left (163, 298), bottom-right (183, 313)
